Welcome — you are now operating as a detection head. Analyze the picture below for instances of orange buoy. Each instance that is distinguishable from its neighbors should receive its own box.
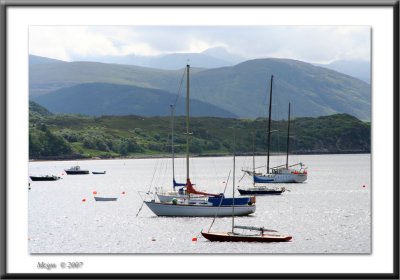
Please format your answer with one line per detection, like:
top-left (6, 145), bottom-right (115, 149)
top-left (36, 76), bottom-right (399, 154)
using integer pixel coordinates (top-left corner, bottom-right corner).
top-left (192, 237), bottom-right (198, 242)
top-left (82, 198), bottom-right (86, 202)
top-left (93, 191), bottom-right (97, 195)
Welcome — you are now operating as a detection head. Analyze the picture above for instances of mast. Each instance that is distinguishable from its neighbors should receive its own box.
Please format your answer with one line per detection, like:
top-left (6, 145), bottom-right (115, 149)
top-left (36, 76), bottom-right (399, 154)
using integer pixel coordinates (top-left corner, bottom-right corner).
top-left (186, 64), bottom-right (190, 182)
top-left (286, 103), bottom-right (291, 169)
top-left (170, 104), bottom-right (175, 189)
top-left (266, 75), bottom-right (274, 173)
top-left (232, 143), bottom-right (236, 233)
top-left (252, 131), bottom-right (255, 187)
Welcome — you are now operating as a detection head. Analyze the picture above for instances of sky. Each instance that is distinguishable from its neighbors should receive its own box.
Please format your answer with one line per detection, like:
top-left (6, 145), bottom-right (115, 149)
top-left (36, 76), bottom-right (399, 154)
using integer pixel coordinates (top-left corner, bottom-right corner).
top-left (29, 26), bottom-right (370, 64)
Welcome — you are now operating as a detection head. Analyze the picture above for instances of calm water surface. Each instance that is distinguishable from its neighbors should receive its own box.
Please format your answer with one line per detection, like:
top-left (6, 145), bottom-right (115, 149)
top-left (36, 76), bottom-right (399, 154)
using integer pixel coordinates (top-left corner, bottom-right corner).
top-left (28, 154), bottom-right (371, 254)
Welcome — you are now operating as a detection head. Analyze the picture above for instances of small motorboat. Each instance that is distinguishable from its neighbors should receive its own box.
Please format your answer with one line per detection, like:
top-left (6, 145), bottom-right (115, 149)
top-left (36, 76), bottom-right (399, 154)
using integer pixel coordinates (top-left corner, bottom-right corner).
top-left (94, 196), bottom-right (117, 202)
top-left (29, 175), bottom-right (61, 181)
top-left (64, 165), bottom-right (89, 175)
top-left (92, 171), bottom-right (106, 175)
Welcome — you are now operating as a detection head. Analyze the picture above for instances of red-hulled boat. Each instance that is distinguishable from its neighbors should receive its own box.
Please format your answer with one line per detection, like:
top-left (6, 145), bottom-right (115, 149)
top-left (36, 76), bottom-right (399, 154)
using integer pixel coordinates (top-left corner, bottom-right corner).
top-left (201, 149), bottom-right (292, 243)
top-left (201, 226), bottom-right (292, 243)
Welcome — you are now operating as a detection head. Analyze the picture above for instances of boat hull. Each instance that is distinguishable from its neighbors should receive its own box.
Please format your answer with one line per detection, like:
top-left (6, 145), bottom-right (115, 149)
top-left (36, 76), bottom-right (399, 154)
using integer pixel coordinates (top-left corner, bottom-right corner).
top-left (29, 176), bottom-right (60, 181)
top-left (237, 188), bottom-right (284, 195)
top-left (201, 231), bottom-right (292, 242)
top-left (65, 170), bottom-right (89, 175)
top-left (255, 173), bottom-right (307, 183)
top-left (144, 201), bottom-right (256, 217)
top-left (94, 196), bottom-right (117, 201)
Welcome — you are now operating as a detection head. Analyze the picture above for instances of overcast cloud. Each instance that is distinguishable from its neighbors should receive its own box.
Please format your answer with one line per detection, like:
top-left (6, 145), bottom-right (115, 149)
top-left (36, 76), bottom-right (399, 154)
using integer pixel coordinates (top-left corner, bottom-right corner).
top-left (29, 26), bottom-right (370, 64)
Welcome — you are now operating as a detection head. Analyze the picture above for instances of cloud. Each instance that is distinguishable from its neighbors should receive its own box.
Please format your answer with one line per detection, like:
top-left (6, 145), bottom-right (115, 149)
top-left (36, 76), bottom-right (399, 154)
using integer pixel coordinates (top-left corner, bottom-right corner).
top-left (29, 26), bottom-right (370, 63)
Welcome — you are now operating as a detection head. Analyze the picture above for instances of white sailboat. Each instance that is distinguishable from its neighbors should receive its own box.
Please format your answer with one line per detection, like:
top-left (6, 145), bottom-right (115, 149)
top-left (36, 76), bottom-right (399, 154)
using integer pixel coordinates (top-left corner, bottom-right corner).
top-left (242, 75), bottom-right (307, 184)
top-left (144, 65), bottom-right (256, 217)
top-left (156, 103), bottom-right (206, 203)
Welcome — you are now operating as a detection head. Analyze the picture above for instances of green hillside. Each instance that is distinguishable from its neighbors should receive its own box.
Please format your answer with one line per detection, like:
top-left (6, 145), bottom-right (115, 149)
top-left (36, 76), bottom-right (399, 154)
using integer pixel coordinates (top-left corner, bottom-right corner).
top-left (29, 56), bottom-right (371, 120)
top-left (29, 102), bottom-right (370, 160)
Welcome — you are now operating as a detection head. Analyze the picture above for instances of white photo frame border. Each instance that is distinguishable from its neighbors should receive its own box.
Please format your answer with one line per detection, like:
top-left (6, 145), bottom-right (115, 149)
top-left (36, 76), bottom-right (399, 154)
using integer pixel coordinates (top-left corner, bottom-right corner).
top-left (1, 1), bottom-right (398, 278)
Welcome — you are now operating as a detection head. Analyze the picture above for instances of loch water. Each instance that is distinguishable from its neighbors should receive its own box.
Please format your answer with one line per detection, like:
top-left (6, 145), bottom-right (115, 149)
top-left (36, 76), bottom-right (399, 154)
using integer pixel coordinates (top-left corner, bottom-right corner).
top-left (28, 154), bottom-right (371, 254)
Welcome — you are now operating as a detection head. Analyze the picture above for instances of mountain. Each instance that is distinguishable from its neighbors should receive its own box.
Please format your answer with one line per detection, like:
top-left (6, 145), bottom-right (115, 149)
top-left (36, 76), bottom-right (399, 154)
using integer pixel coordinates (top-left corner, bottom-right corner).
top-left (69, 47), bottom-right (241, 70)
top-left (314, 60), bottom-right (370, 83)
top-left (29, 55), bottom-right (66, 65)
top-left (33, 83), bottom-right (237, 118)
top-left (29, 55), bottom-right (371, 120)
top-left (29, 59), bottom-right (191, 97)
top-left (188, 59), bottom-right (371, 120)
top-left (29, 101), bottom-right (53, 116)
top-left (201, 47), bottom-right (246, 64)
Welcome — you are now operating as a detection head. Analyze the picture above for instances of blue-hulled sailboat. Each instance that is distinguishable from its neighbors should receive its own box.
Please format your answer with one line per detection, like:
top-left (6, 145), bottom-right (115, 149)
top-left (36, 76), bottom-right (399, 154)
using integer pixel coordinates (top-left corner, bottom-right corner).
top-left (145, 65), bottom-right (256, 217)
top-left (241, 75), bottom-right (307, 185)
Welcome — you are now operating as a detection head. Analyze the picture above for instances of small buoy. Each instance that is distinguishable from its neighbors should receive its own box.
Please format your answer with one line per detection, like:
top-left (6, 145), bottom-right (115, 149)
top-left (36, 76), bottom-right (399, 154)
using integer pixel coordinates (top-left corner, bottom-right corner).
top-left (122, 191), bottom-right (125, 195)
top-left (82, 198), bottom-right (86, 202)
top-left (28, 187), bottom-right (31, 190)
top-left (192, 237), bottom-right (198, 242)
top-left (93, 191), bottom-right (97, 195)
top-left (151, 238), bottom-right (156, 241)
top-left (362, 185), bottom-right (366, 188)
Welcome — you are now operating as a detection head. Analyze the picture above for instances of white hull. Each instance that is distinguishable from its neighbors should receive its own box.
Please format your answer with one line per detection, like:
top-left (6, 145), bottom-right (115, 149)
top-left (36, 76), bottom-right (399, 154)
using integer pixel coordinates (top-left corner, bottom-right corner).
top-left (263, 173), bottom-right (307, 183)
top-left (144, 201), bottom-right (256, 217)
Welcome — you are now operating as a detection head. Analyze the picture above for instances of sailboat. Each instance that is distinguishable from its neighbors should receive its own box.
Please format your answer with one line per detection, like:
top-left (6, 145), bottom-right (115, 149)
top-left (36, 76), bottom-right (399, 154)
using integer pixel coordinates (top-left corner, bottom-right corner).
top-left (144, 65), bottom-right (256, 217)
top-left (156, 104), bottom-right (207, 203)
top-left (242, 75), bottom-right (307, 184)
top-left (201, 153), bottom-right (292, 242)
top-left (237, 132), bottom-right (285, 195)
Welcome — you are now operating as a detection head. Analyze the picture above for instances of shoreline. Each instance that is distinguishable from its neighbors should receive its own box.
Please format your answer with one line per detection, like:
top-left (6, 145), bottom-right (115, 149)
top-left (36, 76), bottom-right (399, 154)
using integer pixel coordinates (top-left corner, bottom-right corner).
top-left (29, 150), bottom-right (371, 162)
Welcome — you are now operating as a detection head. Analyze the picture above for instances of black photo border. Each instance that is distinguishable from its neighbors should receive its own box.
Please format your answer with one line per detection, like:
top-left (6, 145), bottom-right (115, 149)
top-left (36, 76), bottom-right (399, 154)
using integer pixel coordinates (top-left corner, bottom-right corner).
top-left (0, 0), bottom-right (398, 279)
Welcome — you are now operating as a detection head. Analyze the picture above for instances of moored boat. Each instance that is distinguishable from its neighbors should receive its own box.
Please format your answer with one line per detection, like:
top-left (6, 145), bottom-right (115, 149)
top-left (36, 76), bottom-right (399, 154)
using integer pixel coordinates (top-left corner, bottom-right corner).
top-left (144, 200), bottom-right (255, 217)
top-left (242, 75), bottom-right (307, 184)
top-left (65, 165), bottom-right (89, 175)
top-left (201, 153), bottom-right (292, 242)
top-left (201, 230), bottom-right (292, 242)
top-left (92, 171), bottom-right (106, 175)
top-left (94, 196), bottom-right (117, 201)
top-left (144, 65), bottom-right (256, 217)
top-left (237, 185), bottom-right (285, 195)
top-left (29, 175), bottom-right (61, 181)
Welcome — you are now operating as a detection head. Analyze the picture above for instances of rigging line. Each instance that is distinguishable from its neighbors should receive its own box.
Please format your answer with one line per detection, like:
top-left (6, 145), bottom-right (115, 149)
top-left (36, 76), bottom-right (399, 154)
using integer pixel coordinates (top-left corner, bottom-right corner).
top-left (207, 170), bottom-right (231, 233)
top-left (161, 158), bottom-right (168, 186)
top-left (238, 171), bottom-right (246, 183)
top-left (159, 158), bottom-right (168, 189)
top-left (136, 159), bottom-right (161, 217)
top-left (172, 67), bottom-right (186, 108)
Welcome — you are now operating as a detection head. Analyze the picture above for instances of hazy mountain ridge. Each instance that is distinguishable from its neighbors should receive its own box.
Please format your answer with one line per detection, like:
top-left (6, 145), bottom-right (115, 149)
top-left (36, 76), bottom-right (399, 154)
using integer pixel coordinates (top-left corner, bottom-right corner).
top-left (314, 60), bottom-right (370, 83)
top-left (29, 55), bottom-right (371, 120)
top-left (33, 83), bottom-right (237, 118)
top-left (68, 46), bottom-right (245, 70)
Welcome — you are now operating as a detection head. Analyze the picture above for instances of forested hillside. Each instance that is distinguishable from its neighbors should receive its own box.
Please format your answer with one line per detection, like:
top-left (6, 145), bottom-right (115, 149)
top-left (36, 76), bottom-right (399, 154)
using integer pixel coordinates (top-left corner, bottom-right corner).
top-left (29, 102), bottom-right (370, 160)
